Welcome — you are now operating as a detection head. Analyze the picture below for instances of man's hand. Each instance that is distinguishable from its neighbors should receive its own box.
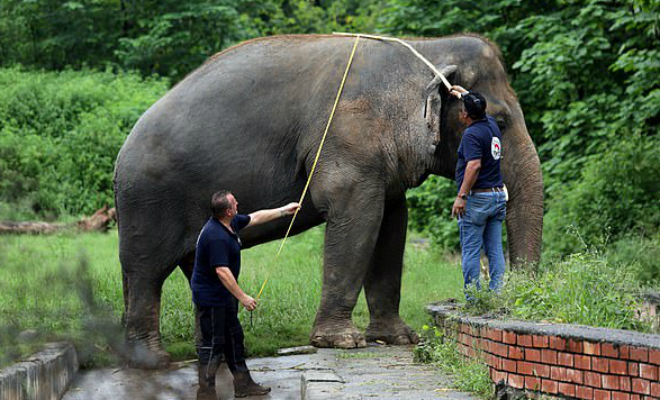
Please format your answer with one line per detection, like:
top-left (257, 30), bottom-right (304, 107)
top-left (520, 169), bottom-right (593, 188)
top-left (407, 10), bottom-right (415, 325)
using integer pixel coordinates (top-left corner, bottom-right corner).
top-left (240, 295), bottom-right (257, 311)
top-left (452, 196), bottom-right (467, 219)
top-left (279, 202), bottom-right (300, 217)
top-left (450, 84), bottom-right (468, 99)
top-left (248, 202), bottom-right (301, 227)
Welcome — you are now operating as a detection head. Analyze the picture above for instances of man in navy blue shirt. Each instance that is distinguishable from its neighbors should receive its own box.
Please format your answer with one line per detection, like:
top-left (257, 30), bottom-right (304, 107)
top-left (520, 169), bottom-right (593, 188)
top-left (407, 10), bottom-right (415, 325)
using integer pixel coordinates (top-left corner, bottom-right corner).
top-left (192, 190), bottom-right (299, 399)
top-left (450, 85), bottom-right (507, 300)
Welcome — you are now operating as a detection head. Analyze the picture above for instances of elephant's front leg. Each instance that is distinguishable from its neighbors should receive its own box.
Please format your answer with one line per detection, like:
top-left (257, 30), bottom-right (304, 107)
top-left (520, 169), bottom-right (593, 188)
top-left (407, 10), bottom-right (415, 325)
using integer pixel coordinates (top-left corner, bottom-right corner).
top-left (310, 189), bottom-right (384, 349)
top-left (364, 195), bottom-right (419, 345)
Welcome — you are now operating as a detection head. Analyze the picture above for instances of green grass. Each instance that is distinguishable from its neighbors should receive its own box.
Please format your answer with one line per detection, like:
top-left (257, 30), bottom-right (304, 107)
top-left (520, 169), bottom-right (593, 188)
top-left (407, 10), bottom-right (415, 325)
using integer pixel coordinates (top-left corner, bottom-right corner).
top-left (0, 226), bottom-right (463, 367)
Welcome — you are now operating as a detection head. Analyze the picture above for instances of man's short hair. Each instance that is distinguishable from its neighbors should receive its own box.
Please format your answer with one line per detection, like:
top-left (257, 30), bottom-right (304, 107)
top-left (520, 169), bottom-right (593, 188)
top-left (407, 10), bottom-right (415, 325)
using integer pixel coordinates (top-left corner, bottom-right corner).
top-left (211, 190), bottom-right (232, 218)
top-left (463, 92), bottom-right (487, 120)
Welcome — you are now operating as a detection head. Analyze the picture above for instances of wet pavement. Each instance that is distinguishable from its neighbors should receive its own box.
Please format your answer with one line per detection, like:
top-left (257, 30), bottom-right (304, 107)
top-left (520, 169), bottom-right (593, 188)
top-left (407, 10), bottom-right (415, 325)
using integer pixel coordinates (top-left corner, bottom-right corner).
top-left (63, 345), bottom-right (479, 400)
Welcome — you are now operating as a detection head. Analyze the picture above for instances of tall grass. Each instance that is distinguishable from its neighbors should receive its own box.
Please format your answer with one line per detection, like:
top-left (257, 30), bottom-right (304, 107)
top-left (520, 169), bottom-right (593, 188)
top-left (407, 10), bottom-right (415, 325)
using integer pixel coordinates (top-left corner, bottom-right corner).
top-left (0, 227), bottom-right (463, 366)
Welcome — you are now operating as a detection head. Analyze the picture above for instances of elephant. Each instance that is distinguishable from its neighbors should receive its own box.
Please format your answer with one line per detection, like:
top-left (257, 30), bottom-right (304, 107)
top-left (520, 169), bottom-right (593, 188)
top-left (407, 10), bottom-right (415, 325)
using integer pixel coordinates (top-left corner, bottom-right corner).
top-left (114, 33), bottom-right (543, 368)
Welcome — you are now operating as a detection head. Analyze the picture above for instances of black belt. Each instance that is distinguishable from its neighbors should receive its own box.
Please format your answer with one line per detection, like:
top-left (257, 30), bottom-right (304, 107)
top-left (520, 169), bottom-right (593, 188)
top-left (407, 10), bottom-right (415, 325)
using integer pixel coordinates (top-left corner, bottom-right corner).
top-left (471, 187), bottom-right (504, 193)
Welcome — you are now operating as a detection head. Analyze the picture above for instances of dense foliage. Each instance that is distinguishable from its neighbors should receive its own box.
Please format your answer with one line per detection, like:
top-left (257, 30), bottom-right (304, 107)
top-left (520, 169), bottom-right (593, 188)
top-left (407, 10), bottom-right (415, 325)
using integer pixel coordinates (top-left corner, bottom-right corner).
top-left (0, 68), bottom-right (168, 218)
top-left (0, 0), bottom-right (658, 265)
top-left (388, 0), bottom-right (660, 257)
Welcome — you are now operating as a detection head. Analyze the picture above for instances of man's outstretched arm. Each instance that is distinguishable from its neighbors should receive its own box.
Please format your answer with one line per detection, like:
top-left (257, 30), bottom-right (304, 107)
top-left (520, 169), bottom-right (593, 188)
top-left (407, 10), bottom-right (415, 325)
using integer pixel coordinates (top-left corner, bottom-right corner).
top-left (247, 202), bottom-right (300, 227)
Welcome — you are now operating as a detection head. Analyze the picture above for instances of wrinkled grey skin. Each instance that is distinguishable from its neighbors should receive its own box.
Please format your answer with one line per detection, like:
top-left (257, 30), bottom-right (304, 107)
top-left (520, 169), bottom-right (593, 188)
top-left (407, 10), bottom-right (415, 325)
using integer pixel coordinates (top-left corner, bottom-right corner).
top-left (114, 34), bottom-right (543, 368)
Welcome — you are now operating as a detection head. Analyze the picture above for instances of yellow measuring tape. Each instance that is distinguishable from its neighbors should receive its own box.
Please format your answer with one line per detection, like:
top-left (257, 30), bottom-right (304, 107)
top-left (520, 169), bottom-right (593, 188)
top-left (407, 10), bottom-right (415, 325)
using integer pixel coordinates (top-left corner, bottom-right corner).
top-left (256, 35), bottom-right (361, 300)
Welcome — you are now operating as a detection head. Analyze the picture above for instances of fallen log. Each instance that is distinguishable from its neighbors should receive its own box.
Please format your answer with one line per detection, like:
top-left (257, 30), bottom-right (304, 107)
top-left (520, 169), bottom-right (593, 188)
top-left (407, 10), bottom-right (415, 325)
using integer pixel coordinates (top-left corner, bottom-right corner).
top-left (0, 206), bottom-right (116, 235)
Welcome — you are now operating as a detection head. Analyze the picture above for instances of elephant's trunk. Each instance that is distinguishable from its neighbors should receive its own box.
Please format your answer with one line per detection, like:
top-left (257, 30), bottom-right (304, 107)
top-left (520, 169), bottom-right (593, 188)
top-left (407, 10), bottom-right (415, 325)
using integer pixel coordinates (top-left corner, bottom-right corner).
top-left (502, 119), bottom-right (544, 267)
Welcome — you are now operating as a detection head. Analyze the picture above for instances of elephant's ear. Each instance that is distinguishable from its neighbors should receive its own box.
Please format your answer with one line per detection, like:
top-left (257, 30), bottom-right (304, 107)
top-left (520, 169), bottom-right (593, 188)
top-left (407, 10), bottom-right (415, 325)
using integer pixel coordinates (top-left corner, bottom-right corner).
top-left (424, 64), bottom-right (457, 145)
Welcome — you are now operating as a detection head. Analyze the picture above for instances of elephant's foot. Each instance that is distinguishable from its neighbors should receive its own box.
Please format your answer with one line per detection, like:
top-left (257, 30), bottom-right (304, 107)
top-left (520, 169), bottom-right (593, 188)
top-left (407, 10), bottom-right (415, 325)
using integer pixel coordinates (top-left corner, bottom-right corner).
top-left (124, 338), bottom-right (171, 369)
top-left (366, 317), bottom-right (419, 345)
top-left (310, 321), bottom-right (367, 349)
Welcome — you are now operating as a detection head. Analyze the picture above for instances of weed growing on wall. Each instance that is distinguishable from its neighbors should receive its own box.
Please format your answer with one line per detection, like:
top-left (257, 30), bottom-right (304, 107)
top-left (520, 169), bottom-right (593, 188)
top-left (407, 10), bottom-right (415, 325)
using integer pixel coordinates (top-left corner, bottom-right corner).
top-left (455, 249), bottom-right (656, 332)
top-left (414, 325), bottom-right (492, 399)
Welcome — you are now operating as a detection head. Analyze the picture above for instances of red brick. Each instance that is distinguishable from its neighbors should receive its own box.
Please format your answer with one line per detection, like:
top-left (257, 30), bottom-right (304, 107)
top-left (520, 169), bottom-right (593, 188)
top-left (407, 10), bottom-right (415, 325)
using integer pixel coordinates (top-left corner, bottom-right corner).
top-left (526, 348), bottom-right (542, 362)
top-left (491, 368), bottom-right (508, 384)
top-left (630, 347), bottom-right (649, 363)
top-left (568, 339), bottom-right (584, 353)
top-left (594, 357), bottom-right (610, 373)
top-left (543, 349), bottom-right (559, 364)
top-left (639, 364), bottom-right (658, 381)
top-left (550, 336), bottom-right (568, 351)
top-left (525, 376), bottom-right (542, 390)
top-left (491, 342), bottom-right (509, 357)
top-left (567, 368), bottom-right (584, 384)
top-left (518, 334), bottom-right (533, 347)
top-left (631, 395), bottom-right (640, 400)
top-left (518, 361), bottom-right (550, 377)
top-left (620, 346), bottom-right (632, 360)
top-left (586, 372), bottom-right (604, 388)
top-left (629, 362), bottom-right (640, 377)
top-left (559, 352), bottom-right (575, 367)
top-left (632, 379), bottom-right (651, 395)
top-left (509, 373), bottom-right (525, 389)
top-left (551, 366), bottom-right (565, 381)
top-left (603, 375), bottom-right (621, 390)
top-left (472, 326), bottom-right (482, 337)
top-left (602, 343), bottom-right (620, 358)
top-left (559, 383), bottom-right (577, 397)
top-left (578, 386), bottom-right (595, 400)
top-left (613, 392), bottom-right (631, 400)
top-left (620, 377), bottom-right (632, 392)
top-left (533, 335), bottom-right (549, 348)
top-left (576, 355), bottom-right (592, 370)
top-left (488, 354), bottom-right (502, 369)
top-left (503, 359), bottom-right (517, 373)
top-left (461, 324), bottom-right (471, 334)
top-left (650, 382), bottom-right (660, 398)
top-left (509, 346), bottom-right (524, 360)
top-left (542, 379), bottom-right (559, 394)
top-left (610, 359), bottom-right (629, 375)
top-left (585, 342), bottom-right (602, 356)
top-left (650, 349), bottom-right (660, 366)
top-left (595, 389), bottom-right (612, 400)
top-left (503, 331), bottom-right (517, 344)
top-left (491, 329), bottom-right (504, 342)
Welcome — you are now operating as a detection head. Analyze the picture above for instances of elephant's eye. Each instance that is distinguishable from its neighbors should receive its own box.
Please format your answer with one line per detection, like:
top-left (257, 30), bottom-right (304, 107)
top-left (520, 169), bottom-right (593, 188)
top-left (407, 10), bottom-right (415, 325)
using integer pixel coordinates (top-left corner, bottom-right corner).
top-left (496, 119), bottom-right (506, 132)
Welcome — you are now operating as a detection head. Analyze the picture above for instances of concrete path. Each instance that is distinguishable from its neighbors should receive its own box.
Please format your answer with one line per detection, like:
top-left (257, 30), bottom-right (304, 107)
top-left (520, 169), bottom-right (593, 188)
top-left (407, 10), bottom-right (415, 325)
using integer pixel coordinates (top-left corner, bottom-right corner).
top-left (63, 345), bottom-right (479, 400)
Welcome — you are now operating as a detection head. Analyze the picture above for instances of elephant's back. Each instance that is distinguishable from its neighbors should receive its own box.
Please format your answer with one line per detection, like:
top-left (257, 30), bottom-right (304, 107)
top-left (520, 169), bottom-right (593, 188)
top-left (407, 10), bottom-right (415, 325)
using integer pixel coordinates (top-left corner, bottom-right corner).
top-left (116, 36), bottom-right (363, 184)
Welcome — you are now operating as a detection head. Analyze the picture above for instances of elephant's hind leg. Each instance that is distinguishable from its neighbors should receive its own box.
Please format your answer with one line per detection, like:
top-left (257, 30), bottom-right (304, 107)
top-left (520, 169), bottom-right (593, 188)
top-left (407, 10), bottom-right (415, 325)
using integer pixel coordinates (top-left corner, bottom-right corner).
top-left (364, 196), bottom-right (419, 345)
top-left (122, 259), bottom-right (177, 369)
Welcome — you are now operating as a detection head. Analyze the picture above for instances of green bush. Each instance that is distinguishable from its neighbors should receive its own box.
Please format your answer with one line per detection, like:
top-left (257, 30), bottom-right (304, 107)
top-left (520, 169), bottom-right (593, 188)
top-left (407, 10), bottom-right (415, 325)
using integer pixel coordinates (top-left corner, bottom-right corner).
top-left (0, 67), bottom-right (168, 218)
top-left (504, 250), bottom-right (652, 332)
top-left (607, 234), bottom-right (660, 285)
top-left (543, 134), bottom-right (660, 256)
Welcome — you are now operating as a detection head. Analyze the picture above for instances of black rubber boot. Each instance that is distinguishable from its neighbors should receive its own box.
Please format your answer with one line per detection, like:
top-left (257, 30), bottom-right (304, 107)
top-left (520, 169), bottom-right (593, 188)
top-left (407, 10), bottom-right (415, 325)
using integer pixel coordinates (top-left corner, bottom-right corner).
top-left (196, 361), bottom-right (219, 400)
top-left (233, 371), bottom-right (271, 398)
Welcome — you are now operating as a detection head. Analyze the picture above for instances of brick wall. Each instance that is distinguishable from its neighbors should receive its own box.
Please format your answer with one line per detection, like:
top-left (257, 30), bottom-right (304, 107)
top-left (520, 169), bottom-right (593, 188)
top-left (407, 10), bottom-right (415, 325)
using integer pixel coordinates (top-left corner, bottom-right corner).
top-left (428, 302), bottom-right (660, 400)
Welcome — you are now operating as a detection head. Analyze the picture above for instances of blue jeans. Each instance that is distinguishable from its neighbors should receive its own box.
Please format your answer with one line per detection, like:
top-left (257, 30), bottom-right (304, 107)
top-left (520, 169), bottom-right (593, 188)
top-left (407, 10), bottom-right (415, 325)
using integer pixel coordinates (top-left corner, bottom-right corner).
top-left (458, 191), bottom-right (507, 298)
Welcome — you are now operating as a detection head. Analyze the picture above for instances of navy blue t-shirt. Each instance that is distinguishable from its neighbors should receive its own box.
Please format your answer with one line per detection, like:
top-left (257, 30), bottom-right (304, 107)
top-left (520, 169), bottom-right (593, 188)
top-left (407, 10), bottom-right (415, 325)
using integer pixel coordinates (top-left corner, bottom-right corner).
top-left (191, 214), bottom-right (251, 307)
top-left (455, 115), bottom-right (503, 191)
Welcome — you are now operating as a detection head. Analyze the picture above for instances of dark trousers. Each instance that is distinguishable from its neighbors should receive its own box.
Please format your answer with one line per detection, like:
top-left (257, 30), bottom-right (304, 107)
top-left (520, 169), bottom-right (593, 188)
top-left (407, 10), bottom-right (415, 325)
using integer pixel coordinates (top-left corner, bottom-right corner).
top-left (197, 299), bottom-right (248, 374)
